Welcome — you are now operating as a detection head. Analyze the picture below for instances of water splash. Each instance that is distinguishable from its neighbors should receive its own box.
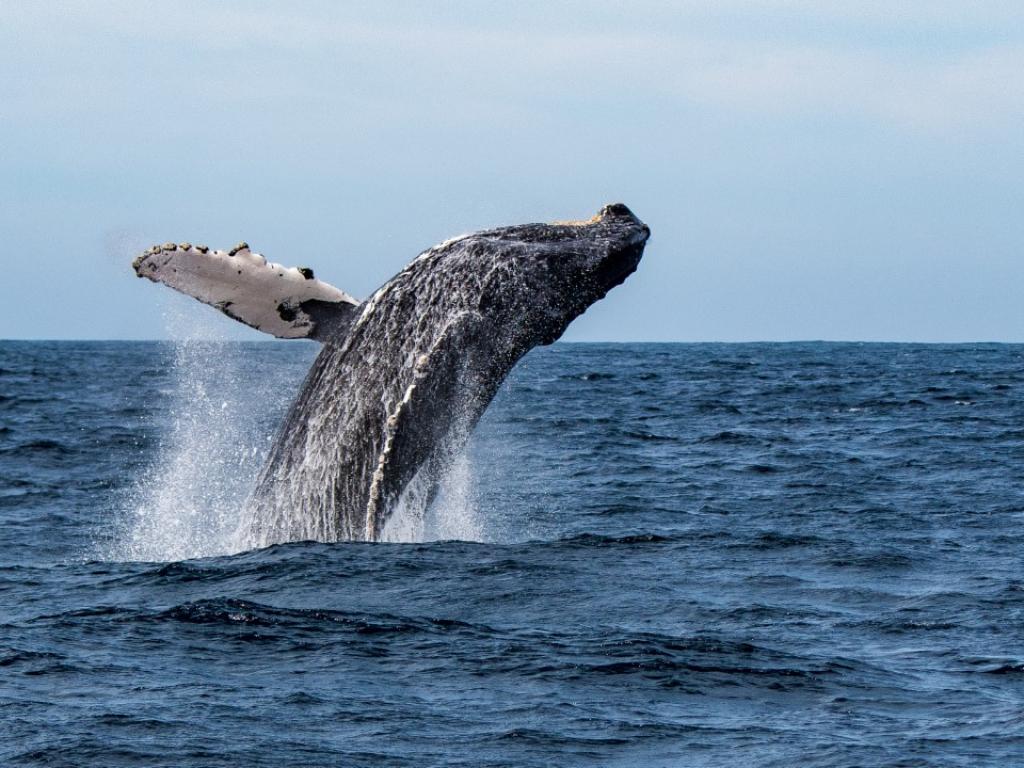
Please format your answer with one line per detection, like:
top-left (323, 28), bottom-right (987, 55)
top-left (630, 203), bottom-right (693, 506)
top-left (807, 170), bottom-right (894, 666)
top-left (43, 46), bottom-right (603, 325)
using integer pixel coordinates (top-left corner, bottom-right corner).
top-left (110, 297), bottom-right (488, 560)
top-left (110, 303), bottom-right (279, 561)
top-left (382, 452), bottom-right (484, 543)
top-left (425, 453), bottom-right (484, 542)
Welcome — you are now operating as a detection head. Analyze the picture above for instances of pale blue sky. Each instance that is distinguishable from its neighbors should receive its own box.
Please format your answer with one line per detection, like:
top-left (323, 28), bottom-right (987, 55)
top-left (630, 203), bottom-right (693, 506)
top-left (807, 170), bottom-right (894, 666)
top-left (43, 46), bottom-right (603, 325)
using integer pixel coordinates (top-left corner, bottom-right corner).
top-left (2, 1), bottom-right (1022, 341)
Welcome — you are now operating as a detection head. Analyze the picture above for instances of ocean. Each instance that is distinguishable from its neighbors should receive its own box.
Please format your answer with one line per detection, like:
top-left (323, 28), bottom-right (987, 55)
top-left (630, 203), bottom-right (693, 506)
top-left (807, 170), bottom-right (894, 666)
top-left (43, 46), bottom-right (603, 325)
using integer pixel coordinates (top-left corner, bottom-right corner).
top-left (1, 340), bottom-right (1022, 766)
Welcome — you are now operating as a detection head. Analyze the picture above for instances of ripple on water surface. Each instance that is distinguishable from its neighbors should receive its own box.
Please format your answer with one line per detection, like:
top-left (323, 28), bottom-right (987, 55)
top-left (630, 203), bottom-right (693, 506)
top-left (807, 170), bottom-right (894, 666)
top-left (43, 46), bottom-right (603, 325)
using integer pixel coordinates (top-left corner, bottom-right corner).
top-left (1, 341), bottom-right (1023, 767)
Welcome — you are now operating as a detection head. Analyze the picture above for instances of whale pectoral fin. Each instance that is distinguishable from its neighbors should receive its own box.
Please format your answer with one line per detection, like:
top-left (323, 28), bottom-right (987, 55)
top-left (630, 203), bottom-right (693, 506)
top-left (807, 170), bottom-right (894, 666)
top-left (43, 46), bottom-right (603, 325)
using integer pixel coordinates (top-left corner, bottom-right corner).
top-left (132, 242), bottom-right (360, 341)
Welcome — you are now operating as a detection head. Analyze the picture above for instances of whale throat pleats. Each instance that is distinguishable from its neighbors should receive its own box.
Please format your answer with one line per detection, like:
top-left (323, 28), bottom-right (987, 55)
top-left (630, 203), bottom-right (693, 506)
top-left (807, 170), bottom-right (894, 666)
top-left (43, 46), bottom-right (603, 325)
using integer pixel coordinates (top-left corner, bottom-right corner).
top-left (132, 242), bottom-right (360, 341)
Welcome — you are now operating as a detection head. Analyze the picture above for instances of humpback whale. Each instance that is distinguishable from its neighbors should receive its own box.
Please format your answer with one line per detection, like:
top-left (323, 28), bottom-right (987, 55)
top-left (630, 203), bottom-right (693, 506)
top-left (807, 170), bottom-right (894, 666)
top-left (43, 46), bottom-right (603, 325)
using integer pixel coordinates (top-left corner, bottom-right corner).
top-left (133, 204), bottom-right (649, 544)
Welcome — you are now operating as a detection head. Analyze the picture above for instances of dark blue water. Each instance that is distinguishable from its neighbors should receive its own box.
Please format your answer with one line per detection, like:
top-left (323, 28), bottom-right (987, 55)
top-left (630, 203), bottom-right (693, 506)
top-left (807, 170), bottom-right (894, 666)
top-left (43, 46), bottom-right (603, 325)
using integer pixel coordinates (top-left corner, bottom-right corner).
top-left (2, 341), bottom-right (1023, 766)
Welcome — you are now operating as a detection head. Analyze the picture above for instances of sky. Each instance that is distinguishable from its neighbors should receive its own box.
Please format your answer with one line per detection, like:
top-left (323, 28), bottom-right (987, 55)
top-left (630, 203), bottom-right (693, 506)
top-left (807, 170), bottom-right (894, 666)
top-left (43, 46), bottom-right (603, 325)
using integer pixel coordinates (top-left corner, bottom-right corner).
top-left (1, 1), bottom-right (1022, 342)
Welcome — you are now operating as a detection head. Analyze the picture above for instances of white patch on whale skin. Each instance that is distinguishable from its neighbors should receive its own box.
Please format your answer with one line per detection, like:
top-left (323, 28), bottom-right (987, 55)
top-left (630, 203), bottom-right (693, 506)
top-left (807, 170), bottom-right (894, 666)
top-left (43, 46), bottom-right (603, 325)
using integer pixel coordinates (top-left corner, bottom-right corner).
top-left (355, 287), bottom-right (386, 327)
top-left (421, 233), bottom-right (471, 259)
top-left (132, 242), bottom-right (358, 339)
top-left (354, 235), bottom-right (473, 330)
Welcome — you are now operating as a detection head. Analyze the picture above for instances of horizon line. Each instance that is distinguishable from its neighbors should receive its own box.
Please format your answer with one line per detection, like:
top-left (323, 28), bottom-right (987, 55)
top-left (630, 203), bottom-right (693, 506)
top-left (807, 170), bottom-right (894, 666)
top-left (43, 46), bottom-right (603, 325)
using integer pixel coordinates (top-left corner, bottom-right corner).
top-left (3, 338), bottom-right (1023, 346)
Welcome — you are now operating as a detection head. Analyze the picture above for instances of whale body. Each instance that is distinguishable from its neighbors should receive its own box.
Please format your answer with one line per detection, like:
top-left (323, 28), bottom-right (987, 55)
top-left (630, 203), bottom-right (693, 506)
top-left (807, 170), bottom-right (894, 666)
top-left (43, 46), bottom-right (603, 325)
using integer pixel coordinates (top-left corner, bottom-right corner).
top-left (133, 204), bottom-right (649, 543)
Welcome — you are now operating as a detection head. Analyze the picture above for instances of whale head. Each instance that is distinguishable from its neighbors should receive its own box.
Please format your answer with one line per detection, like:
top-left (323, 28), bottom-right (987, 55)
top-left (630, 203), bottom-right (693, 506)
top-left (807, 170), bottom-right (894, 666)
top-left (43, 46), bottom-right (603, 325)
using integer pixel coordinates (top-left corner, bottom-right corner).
top-left (468, 202), bottom-right (650, 346)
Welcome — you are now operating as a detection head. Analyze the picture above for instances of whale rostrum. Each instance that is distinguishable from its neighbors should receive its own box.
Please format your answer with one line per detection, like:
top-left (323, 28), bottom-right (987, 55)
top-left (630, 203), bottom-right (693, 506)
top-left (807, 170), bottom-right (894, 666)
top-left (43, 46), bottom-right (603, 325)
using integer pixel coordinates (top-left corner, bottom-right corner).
top-left (133, 204), bottom-right (650, 543)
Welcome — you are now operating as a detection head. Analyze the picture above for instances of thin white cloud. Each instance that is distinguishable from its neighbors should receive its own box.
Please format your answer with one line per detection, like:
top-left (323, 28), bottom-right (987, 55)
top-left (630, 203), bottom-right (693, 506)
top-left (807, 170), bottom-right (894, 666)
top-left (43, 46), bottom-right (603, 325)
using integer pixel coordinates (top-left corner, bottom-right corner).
top-left (2, 2), bottom-right (1023, 138)
top-left (654, 40), bottom-right (1024, 134)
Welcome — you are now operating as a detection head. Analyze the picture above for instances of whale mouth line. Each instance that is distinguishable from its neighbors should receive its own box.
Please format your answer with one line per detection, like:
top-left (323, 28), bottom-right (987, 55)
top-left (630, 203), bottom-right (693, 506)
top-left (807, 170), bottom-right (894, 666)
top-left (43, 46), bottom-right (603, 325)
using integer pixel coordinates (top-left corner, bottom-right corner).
top-left (599, 243), bottom-right (645, 289)
top-left (598, 223), bottom-right (649, 288)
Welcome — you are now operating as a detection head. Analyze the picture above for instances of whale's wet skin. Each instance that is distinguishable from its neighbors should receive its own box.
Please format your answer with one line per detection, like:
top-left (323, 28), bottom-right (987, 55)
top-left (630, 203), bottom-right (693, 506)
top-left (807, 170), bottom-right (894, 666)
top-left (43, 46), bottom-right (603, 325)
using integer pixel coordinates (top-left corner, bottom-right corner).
top-left (132, 204), bottom-right (649, 544)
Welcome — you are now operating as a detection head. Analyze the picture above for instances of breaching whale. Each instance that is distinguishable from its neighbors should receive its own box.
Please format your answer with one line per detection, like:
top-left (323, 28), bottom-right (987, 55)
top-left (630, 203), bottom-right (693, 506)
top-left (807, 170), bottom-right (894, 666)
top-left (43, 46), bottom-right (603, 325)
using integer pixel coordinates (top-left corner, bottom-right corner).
top-left (133, 204), bottom-right (649, 544)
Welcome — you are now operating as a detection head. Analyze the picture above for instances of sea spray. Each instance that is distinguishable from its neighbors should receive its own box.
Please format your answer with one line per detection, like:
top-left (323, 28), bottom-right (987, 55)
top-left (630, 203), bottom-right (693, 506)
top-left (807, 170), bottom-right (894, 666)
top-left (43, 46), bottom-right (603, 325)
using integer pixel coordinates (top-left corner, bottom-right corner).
top-left (382, 451), bottom-right (484, 543)
top-left (425, 452), bottom-right (484, 542)
top-left (112, 303), bottom-right (286, 561)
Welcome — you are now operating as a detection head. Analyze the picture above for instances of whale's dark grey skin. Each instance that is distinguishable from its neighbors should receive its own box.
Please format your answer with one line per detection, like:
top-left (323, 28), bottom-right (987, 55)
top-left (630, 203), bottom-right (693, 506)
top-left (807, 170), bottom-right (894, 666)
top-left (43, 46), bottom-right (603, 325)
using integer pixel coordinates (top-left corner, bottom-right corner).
top-left (133, 204), bottom-right (649, 543)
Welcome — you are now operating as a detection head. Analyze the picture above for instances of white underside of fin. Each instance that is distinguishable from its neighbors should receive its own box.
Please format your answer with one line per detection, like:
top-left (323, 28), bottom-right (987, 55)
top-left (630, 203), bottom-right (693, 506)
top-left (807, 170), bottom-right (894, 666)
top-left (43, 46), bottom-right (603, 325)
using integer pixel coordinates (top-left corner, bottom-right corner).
top-left (133, 242), bottom-right (358, 339)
